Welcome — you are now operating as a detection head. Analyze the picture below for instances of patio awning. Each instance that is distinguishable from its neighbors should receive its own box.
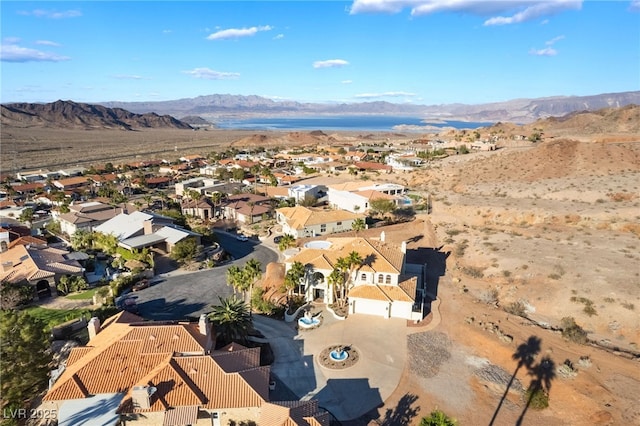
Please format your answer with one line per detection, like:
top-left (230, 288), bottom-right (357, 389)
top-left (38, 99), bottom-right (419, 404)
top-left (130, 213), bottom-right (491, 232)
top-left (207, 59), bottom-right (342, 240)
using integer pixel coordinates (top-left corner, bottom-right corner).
top-left (163, 406), bottom-right (199, 426)
top-left (57, 393), bottom-right (123, 426)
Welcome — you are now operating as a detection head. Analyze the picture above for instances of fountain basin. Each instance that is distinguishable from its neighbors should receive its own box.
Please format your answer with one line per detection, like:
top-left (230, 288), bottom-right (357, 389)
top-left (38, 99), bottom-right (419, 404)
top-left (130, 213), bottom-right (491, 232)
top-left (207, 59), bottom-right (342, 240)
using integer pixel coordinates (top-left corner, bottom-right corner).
top-left (329, 349), bottom-right (348, 361)
top-left (298, 316), bottom-right (321, 329)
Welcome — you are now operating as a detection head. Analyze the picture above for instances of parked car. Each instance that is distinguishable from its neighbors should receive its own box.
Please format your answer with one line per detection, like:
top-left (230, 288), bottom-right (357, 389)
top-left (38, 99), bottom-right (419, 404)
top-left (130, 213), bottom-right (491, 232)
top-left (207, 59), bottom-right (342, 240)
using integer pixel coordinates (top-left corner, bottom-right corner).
top-left (236, 234), bottom-right (248, 242)
top-left (132, 279), bottom-right (150, 292)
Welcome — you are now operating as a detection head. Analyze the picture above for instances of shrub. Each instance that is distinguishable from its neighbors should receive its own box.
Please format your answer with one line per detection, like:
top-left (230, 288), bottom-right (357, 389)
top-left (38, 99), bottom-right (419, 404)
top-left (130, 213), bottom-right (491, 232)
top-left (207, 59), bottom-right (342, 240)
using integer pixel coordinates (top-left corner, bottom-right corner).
top-left (560, 317), bottom-right (588, 344)
top-left (420, 409), bottom-right (457, 426)
top-left (461, 266), bottom-right (484, 279)
top-left (504, 301), bottom-right (527, 317)
top-left (525, 387), bottom-right (549, 410)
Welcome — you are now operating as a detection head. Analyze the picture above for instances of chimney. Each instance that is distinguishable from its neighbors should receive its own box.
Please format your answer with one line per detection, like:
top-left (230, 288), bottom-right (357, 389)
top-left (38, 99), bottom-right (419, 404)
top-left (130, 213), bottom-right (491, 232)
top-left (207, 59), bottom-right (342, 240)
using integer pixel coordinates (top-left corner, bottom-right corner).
top-left (87, 317), bottom-right (101, 340)
top-left (143, 219), bottom-right (154, 235)
top-left (131, 385), bottom-right (156, 409)
top-left (401, 241), bottom-right (407, 254)
top-left (199, 314), bottom-right (213, 353)
top-left (1, 261), bottom-right (13, 272)
top-left (380, 231), bottom-right (385, 242)
top-left (198, 314), bottom-right (210, 336)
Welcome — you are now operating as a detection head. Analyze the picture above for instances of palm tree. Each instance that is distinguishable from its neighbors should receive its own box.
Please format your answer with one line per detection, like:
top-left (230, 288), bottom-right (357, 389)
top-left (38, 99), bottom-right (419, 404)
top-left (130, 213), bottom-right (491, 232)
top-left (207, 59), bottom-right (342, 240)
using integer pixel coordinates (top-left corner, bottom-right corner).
top-left (351, 218), bottom-right (366, 236)
top-left (278, 234), bottom-right (296, 252)
top-left (208, 296), bottom-right (252, 347)
top-left (284, 261), bottom-right (306, 300)
top-left (210, 192), bottom-right (223, 218)
top-left (226, 265), bottom-right (245, 296)
top-left (342, 251), bottom-right (363, 305)
top-left (243, 259), bottom-right (262, 316)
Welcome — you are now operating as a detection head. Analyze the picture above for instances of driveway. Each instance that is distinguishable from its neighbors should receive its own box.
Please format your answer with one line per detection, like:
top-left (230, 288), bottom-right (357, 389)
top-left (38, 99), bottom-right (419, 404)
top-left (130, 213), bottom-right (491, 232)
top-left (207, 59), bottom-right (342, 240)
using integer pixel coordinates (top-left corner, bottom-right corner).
top-left (253, 308), bottom-right (408, 422)
top-left (130, 231), bottom-right (278, 320)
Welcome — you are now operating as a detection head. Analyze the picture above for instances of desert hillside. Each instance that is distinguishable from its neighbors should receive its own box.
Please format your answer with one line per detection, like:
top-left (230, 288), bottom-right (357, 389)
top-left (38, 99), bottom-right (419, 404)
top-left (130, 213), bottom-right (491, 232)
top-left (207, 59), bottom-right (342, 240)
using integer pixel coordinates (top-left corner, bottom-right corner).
top-left (1, 100), bottom-right (193, 130)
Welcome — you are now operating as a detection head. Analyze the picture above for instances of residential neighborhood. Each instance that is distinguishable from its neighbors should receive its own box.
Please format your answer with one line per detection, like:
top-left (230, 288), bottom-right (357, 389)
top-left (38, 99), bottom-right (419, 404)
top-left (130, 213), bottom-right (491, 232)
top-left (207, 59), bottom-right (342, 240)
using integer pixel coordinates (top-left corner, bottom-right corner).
top-left (0, 136), bottom-right (507, 426)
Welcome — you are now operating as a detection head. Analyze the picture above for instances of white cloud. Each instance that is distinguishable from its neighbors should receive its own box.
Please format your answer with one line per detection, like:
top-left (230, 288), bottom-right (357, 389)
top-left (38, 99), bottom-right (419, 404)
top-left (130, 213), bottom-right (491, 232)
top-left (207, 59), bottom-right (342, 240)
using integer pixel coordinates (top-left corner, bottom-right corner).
top-left (163, 29), bottom-right (173, 34)
top-left (529, 47), bottom-right (557, 56)
top-left (17, 9), bottom-right (82, 19)
top-left (630, 0), bottom-right (640, 11)
top-left (313, 59), bottom-right (349, 69)
top-left (182, 67), bottom-right (240, 80)
top-left (1, 42), bottom-right (70, 62)
top-left (545, 35), bottom-right (565, 45)
top-left (342, 80), bottom-right (353, 84)
top-left (274, 34), bottom-right (284, 40)
top-left (349, 0), bottom-right (583, 26)
top-left (35, 40), bottom-right (61, 47)
top-left (207, 25), bottom-right (272, 40)
top-left (354, 91), bottom-right (416, 98)
top-left (483, 1), bottom-right (582, 26)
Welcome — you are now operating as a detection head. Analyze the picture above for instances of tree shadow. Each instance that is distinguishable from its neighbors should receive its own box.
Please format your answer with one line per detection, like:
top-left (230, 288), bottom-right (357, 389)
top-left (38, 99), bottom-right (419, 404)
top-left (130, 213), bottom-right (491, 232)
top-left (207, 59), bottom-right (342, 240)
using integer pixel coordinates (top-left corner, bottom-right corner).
top-left (489, 336), bottom-right (541, 426)
top-left (377, 393), bottom-right (420, 426)
top-left (516, 355), bottom-right (556, 426)
top-left (135, 297), bottom-right (208, 321)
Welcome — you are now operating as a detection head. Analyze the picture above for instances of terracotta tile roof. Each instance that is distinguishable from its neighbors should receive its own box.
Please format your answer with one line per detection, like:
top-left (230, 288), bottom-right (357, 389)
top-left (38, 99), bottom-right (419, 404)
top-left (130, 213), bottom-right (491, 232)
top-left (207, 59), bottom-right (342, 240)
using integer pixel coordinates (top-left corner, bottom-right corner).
top-left (354, 189), bottom-right (396, 201)
top-left (0, 245), bottom-right (82, 283)
top-left (260, 401), bottom-right (330, 426)
top-left (8, 235), bottom-right (47, 248)
top-left (163, 406), bottom-right (199, 426)
top-left (287, 237), bottom-right (404, 275)
top-left (398, 276), bottom-right (418, 301)
top-left (277, 206), bottom-right (364, 230)
top-left (212, 346), bottom-right (261, 373)
top-left (349, 285), bottom-right (391, 302)
top-left (353, 161), bottom-right (392, 171)
top-left (45, 312), bottom-right (272, 415)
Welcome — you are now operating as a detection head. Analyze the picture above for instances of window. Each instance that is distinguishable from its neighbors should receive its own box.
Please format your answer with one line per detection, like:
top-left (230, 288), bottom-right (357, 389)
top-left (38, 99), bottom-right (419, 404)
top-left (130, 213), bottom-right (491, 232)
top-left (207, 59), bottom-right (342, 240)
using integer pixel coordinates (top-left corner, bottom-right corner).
top-left (361, 273), bottom-right (366, 281)
top-left (336, 221), bottom-right (342, 226)
top-left (320, 224), bottom-right (326, 232)
top-left (378, 274), bottom-right (384, 284)
top-left (385, 275), bottom-right (391, 284)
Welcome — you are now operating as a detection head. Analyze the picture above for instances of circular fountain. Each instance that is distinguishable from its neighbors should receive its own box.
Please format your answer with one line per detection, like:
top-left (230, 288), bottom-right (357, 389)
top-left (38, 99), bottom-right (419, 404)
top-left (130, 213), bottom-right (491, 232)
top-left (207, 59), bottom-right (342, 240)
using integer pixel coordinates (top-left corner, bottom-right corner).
top-left (329, 347), bottom-right (349, 361)
top-left (318, 344), bottom-right (359, 370)
top-left (297, 311), bottom-right (321, 330)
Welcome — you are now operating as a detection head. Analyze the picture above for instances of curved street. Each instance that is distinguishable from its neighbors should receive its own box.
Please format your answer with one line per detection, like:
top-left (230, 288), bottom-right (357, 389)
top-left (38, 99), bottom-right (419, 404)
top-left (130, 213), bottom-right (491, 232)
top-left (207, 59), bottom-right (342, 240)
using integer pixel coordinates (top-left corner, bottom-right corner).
top-left (131, 231), bottom-right (279, 320)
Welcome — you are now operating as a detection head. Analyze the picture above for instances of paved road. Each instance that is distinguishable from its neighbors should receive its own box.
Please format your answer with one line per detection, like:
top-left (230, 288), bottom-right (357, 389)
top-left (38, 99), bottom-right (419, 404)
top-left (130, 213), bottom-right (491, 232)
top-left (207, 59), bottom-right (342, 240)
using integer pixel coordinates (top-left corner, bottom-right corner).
top-left (129, 231), bottom-right (278, 320)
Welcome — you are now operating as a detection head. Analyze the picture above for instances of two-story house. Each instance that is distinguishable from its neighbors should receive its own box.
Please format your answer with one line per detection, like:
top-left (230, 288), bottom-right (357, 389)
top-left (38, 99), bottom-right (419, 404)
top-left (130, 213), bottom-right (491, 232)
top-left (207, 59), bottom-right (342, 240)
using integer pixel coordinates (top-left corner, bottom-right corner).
top-left (276, 206), bottom-right (365, 239)
top-left (284, 236), bottom-right (422, 320)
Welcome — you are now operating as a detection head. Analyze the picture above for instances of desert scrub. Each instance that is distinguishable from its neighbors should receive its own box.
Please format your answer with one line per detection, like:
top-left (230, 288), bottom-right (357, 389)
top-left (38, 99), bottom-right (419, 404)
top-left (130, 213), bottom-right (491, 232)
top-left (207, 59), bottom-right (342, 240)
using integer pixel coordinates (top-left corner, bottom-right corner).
top-left (504, 301), bottom-right (527, 317)
top-left (454, 240), bottom-right (469, 257)
top-left (461, 266), bottom-right (485, 279)
top-left (561, 317), bottom-right (588, 344)
top-left (621, 302), bottom-right (635, 311)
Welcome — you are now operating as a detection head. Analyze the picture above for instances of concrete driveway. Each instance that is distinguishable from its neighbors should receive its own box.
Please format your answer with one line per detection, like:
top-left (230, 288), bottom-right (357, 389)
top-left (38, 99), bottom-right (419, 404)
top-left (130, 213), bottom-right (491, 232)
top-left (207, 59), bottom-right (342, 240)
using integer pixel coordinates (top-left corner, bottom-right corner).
top-left (253, 308), bottom-right (408, 422)
top-left (131, 231), bottom-right (278, 320)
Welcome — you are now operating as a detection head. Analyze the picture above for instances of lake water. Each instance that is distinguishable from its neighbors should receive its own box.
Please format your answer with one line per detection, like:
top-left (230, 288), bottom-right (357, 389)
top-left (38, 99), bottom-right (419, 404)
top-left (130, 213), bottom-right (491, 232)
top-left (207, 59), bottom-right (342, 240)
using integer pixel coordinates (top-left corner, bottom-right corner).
top-left (214, 116), bottom-right (493, 132)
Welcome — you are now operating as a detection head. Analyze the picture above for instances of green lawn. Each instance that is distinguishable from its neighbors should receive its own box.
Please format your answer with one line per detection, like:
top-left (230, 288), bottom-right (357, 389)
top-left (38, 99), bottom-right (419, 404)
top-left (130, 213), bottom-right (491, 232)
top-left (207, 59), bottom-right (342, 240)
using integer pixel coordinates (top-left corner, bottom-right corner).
top-left (66, 287), bottom-right (99, 300)
top-left (22, 306), bottom-right (92, 329)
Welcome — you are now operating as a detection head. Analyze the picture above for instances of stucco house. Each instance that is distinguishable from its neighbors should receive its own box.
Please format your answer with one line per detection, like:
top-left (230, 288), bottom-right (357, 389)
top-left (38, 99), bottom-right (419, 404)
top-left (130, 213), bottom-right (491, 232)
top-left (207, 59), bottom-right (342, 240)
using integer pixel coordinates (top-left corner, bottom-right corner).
top-left (276, 206), bottom-right (365, 239)
top-left (327, 181), bottom-right (409, 213)
top-left (42, 312), bottom-right (329, 426)
top-left (95, 211), bottom-right (201, 253)
top-left (284, 236), bottom-right (423, 320)
top-left (54, 202), bottom-right (124, 236)
top-left (221, 193), bottom-right (272, 224)
top-left (0, 244), bottom-right (83, 299)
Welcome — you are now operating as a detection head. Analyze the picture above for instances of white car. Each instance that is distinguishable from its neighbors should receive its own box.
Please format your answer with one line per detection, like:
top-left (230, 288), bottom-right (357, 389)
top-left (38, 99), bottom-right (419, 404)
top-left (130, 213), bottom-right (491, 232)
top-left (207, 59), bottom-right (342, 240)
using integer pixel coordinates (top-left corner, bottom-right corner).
top-left (236, 234), bottom-right (248, 241)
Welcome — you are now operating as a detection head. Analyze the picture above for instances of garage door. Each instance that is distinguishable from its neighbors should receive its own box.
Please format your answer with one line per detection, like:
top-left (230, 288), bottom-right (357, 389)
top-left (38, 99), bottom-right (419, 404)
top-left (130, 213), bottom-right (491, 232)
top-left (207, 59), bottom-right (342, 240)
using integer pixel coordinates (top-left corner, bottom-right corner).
top-left (351, 298), bottom-right (389, 318)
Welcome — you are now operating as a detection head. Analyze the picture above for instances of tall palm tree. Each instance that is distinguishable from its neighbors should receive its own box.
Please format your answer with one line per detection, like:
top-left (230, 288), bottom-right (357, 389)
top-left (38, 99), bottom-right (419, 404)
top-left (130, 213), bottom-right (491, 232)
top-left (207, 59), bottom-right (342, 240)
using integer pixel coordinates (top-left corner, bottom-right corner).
top-left (243, 259), bottom-right (262, 316)
top-left (351, 218), bottom-right (366, 236)
top-left (208, 296), bottom-right (252, 347)
top-left (342, 251), bottom-right (363, 304)
top-left (226, 265), bottom-right (245, 296)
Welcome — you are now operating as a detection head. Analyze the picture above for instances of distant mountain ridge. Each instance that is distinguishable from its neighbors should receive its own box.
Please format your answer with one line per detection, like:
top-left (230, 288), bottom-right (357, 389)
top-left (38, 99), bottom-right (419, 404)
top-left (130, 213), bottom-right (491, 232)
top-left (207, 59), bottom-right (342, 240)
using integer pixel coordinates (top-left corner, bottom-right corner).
top-left (100, 91), bottom-right (640, 124)
top-left (1, 100), bottom-right (193, 130)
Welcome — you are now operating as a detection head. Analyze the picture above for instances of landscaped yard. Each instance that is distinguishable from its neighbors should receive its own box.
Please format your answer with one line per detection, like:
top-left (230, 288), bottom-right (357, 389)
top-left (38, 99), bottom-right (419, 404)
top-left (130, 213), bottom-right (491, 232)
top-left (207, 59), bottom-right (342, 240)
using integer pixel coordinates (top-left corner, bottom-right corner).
top-left (65, 287), bottom-right (100, 300)
top-left (22, 306), bottom-right (93, 329)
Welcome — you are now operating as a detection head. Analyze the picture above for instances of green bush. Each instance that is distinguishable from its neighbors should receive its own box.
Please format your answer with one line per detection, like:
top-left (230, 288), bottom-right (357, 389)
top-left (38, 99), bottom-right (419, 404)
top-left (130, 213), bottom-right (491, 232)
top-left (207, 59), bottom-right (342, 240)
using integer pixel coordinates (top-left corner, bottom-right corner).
top-left (560, 317), bottom-right (588, 344)
top-left (525, 387), bottom-right (549, 410)
top-left (420, 409), bottom-right (457, 426)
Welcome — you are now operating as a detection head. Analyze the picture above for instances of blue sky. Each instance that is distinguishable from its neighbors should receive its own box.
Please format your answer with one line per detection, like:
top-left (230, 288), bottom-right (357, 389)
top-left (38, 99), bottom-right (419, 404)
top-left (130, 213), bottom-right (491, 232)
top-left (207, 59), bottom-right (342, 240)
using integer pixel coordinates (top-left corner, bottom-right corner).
top-left (2, 1), bottom-right (639, 105)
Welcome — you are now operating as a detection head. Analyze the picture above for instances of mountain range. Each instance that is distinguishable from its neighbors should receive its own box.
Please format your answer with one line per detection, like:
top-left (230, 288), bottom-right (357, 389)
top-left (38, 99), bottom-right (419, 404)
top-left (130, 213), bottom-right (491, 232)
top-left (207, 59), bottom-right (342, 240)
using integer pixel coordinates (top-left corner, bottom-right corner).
top-left (99, 91), bottom-right (640, 124)
top-left (1, 100), bottom-right (193, 130)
